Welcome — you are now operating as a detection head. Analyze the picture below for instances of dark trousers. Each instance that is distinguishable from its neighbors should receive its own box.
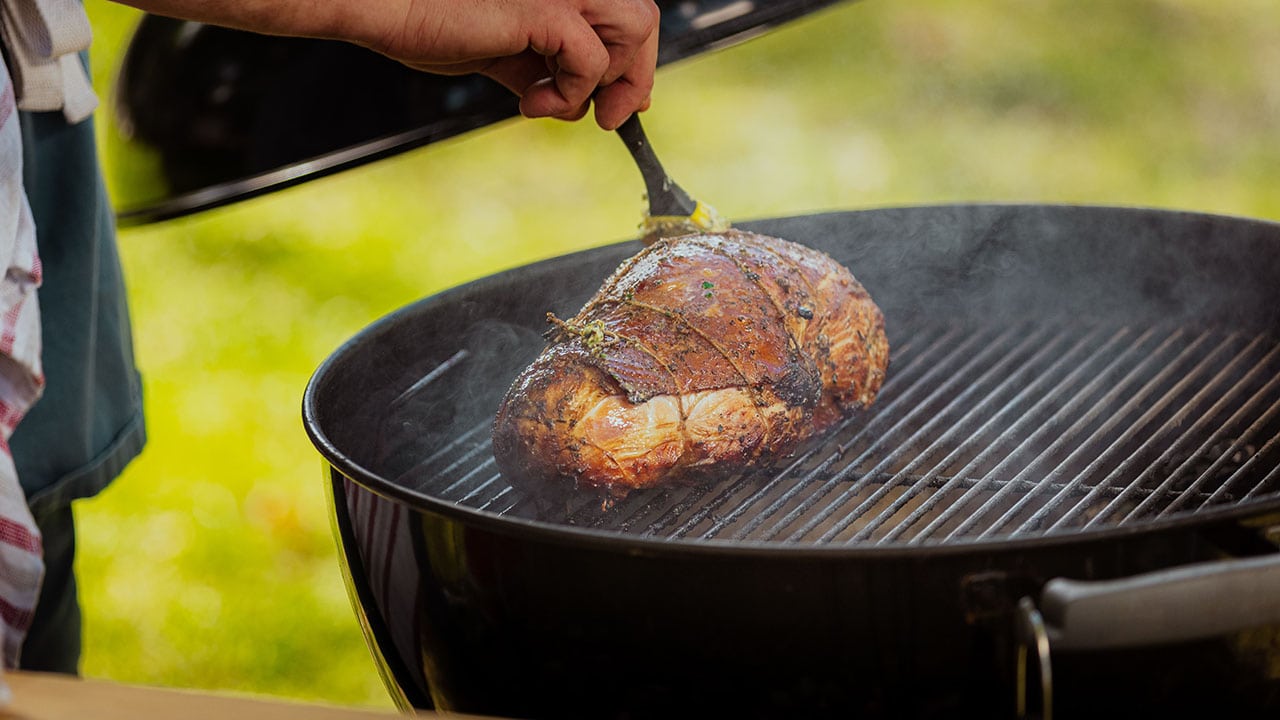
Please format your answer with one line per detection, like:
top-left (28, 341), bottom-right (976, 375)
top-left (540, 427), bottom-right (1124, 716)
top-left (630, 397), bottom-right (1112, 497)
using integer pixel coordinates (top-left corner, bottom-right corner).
top-left (19, 504), bottom-right (80, 674)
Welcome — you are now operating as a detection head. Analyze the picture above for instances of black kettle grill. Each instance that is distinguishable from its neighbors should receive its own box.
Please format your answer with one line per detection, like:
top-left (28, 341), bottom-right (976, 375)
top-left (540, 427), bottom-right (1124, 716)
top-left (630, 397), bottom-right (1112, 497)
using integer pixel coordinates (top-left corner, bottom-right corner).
top-left (305, 203), bottom-right (1280, 719)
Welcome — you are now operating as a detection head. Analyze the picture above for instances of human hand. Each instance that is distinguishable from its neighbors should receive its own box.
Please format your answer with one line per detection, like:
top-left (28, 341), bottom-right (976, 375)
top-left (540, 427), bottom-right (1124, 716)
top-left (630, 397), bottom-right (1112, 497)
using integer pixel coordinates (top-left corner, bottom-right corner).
top-left (368, 0), bottom-right (660, 130)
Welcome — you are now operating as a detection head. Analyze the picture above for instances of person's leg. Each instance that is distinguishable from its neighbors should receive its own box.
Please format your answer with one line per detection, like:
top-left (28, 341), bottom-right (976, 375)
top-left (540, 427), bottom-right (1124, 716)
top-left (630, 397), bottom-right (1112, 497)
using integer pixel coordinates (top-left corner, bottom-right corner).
top-left (19, 504), bottom-right (80, 673)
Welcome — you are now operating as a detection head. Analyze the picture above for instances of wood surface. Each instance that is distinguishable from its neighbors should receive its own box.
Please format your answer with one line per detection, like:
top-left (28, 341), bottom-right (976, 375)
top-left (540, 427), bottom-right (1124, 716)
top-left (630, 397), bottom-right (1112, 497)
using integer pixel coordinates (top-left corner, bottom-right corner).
top-left (0, 672), bottom-right (468, 720)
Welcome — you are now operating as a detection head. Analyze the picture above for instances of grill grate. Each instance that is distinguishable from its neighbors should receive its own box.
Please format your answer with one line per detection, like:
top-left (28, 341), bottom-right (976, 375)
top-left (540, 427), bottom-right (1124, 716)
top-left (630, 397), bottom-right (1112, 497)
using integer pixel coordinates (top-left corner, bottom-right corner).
top-left (390, 320), bottom-right (1280, 546)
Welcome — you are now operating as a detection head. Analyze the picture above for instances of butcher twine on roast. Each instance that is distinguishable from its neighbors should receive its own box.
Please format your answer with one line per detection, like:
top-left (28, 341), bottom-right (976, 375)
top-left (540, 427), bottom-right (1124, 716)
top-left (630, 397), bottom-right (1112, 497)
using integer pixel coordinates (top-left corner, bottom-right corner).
top-left (492, 229), bottom-right (889, 494)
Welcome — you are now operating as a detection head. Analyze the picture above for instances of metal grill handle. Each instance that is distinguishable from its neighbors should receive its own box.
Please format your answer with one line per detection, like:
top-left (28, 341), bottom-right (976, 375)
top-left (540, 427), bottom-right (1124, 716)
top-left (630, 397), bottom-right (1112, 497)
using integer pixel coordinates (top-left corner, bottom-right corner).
top-left (1018, 553), bottom-right (1280, 719)
top-left (1039, 553), bottom-right (1280, 650)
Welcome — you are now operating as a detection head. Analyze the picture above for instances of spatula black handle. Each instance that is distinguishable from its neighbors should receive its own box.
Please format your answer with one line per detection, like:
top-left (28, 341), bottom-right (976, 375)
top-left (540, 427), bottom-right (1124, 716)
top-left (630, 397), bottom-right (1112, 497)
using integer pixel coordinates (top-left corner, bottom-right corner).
top-left (616, 114), bottom-right (699, 218)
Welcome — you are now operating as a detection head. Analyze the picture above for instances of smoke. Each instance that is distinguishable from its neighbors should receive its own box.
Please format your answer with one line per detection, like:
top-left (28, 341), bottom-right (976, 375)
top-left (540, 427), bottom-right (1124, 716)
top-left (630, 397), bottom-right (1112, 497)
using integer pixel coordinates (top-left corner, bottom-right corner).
top-left (311, 205), bottom-right (1280, 539)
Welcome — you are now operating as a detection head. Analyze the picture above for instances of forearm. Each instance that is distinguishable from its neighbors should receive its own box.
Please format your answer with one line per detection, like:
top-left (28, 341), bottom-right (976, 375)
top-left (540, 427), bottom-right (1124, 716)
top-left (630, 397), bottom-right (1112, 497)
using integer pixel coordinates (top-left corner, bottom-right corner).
top-left (108, 0), bottom-right (397, 49)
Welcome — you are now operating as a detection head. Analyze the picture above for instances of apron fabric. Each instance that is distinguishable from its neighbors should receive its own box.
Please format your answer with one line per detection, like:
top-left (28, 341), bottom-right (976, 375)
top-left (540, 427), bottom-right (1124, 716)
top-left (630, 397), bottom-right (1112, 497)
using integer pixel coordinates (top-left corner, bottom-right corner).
top-left (0, 55), bottom-right (48, 669)
top-left (0, 0), bottom-right (108, 669)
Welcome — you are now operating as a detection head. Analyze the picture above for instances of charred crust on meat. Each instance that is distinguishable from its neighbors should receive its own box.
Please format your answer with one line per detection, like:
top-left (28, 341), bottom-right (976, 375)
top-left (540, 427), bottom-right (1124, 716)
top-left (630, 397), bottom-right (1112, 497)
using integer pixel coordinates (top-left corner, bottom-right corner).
top-left (492, 229), bottom-right (889, 494)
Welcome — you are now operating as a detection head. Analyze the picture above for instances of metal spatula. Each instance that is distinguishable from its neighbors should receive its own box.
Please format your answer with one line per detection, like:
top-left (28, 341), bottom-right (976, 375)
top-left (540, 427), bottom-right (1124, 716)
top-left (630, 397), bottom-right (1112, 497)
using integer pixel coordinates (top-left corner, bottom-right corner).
top-left (616, 113), bottom-right (729, 244)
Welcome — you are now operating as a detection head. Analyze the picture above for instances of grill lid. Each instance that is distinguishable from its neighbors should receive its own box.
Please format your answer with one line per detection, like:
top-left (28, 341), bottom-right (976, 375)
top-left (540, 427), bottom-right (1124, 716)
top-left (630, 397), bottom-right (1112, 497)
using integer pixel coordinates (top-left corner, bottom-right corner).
top-left (107, 0), bottom-right (845, 226)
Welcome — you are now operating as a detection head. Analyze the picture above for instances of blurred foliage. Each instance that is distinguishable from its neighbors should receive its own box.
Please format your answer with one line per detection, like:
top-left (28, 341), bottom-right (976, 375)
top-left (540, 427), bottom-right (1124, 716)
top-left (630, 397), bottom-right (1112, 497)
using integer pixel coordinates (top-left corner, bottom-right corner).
top-left (75, 0), bottom-right (1277, 710)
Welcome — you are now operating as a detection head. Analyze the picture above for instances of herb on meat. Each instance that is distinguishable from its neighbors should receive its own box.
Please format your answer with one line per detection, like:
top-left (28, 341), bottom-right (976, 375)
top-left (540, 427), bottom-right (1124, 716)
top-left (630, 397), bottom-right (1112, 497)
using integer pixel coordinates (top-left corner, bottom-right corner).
top-left (545, 314), bottom-right (622, 359)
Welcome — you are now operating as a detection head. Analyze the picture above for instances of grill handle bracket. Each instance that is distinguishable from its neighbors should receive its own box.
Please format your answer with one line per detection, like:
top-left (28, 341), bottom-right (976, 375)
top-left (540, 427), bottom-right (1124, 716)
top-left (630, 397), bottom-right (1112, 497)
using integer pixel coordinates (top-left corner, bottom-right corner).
top-left (1038, 553), bottom-right (1280, 651)
top-left (1015, 597), bottom-right (1053, 720)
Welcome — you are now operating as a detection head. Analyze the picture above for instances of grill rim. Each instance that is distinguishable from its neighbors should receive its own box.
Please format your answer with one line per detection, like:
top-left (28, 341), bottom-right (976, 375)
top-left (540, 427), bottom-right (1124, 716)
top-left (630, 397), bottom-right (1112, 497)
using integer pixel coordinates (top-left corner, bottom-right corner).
top-left (304, 202), bottom-right (1280, 560)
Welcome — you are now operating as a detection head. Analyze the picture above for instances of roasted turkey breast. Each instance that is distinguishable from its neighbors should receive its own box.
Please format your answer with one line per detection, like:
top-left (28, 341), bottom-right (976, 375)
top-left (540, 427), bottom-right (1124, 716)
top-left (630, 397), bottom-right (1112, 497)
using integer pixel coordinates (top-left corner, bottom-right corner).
top-left (492, 230), bottom-right (889, 493)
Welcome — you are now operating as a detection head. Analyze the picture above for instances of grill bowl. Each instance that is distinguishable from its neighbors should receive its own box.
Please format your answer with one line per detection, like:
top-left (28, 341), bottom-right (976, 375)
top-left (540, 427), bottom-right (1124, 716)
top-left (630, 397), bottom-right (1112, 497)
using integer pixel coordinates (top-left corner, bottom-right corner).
top-left (306, 204), bottom-right (1280, 717)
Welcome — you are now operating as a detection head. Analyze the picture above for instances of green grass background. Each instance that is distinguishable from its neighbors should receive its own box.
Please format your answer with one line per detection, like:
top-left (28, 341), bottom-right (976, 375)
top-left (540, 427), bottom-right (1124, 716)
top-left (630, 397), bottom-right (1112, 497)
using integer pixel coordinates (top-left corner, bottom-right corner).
top-left (75, 0), bottom-right (1278, 709)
